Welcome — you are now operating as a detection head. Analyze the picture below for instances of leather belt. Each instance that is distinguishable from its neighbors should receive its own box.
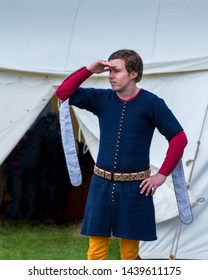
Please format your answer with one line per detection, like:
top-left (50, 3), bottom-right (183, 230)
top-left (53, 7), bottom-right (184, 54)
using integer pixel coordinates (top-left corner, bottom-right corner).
top-left (94, 165), bottom-right (151, 182)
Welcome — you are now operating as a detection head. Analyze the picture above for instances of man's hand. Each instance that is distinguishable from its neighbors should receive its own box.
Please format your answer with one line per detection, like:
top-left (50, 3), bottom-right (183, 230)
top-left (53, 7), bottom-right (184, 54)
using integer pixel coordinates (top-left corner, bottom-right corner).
top-left (139, 173), bottom-right (167, 196)
top-left (87, 60), bottom-right (114, 74)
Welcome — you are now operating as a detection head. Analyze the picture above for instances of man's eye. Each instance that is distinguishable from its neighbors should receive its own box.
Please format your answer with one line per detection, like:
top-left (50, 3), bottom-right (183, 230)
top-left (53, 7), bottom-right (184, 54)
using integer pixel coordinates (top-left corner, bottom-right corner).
top-left (109, 68), bottom-right (120, 73)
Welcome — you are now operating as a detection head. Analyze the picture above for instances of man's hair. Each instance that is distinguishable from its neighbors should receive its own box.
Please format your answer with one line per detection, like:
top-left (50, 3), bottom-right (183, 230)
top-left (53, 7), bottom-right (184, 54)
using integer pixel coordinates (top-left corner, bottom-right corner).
top-left (108, 49), bottom-right (143, 83)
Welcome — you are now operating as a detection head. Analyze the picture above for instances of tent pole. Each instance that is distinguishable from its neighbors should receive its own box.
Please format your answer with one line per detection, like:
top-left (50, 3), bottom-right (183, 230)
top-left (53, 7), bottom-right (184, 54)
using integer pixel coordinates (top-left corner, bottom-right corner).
top-left (187, 104), bottom-right (208, 189)
top-left (169, 220), bottom-right (182, 260)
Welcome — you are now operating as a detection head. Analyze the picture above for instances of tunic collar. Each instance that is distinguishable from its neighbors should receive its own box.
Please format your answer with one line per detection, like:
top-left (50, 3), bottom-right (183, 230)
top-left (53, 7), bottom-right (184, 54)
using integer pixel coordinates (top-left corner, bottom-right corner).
top-left (117, 88), bottom-right (142, 102)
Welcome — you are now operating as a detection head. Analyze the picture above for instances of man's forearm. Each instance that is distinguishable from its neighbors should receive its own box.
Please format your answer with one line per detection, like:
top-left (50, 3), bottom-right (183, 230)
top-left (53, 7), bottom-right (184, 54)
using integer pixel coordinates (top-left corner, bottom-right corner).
top-left (158, 130), bottom-right (188, 176)
top-left (56, 67), bottom-right (92, 101)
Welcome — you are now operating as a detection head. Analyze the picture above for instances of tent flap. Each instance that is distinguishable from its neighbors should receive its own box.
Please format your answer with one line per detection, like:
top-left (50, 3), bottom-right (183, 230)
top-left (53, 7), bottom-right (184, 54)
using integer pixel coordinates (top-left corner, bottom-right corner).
top-left (0, 79), bottom-right (54, 164)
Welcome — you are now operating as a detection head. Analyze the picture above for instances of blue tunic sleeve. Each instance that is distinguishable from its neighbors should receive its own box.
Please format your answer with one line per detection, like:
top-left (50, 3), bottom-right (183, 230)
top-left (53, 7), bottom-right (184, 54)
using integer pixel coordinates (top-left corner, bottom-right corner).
top-left (146, 94), bottom-right (183, 141)
top-left (68, 87), bottom-right (108, 115)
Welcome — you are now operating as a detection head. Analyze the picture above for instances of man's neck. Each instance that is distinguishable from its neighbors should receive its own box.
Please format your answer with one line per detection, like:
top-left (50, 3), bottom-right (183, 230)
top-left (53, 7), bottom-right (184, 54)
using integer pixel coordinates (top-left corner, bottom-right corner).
top-left (117, 86), bottom-right (140, 101)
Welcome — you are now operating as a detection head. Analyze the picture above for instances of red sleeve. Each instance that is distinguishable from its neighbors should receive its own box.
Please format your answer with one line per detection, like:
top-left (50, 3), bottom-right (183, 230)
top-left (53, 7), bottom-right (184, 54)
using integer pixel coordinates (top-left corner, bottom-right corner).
top-left (158, 130), bottom-right (188, 176)
top-left (55, 67), bottom-right (93, 101)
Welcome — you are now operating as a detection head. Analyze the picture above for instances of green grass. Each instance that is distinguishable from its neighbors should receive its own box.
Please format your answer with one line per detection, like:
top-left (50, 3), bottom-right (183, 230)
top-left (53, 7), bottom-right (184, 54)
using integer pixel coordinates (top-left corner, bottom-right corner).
top-left (0, 219), bottom-right (120, 260)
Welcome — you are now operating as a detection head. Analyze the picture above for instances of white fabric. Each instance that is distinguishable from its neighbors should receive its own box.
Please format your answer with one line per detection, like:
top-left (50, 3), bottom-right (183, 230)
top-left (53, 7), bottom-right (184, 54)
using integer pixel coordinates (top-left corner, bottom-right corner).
top-left (59, 100), bottom-right (82, 186)
top-left (171, 159), bottom-right (193, 225)
top-left (0, 0), bottom-right (208, 75)
top-left (152, 165), bottom-right (197, 224)
top-left (72, 107), bottom-right (100, 161)
top-left (0, 78), bottom-right (54, 164)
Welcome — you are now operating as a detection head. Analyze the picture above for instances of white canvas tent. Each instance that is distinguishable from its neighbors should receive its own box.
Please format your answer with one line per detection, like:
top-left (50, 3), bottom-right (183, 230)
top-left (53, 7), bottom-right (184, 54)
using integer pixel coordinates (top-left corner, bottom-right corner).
top-left (0, 0), bottom-right (208, 259)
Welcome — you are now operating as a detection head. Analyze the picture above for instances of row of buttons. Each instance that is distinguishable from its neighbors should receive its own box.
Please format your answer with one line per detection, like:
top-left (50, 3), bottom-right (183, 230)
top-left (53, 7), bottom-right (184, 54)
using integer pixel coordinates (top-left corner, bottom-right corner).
top-left (111, 102), bottom-right (127, 202)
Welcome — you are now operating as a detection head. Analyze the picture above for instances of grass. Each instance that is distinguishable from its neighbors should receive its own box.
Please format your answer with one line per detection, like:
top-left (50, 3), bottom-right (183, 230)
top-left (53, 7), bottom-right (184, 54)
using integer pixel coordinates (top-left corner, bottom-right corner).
top-left (0, 219), bottom-right (120, 260)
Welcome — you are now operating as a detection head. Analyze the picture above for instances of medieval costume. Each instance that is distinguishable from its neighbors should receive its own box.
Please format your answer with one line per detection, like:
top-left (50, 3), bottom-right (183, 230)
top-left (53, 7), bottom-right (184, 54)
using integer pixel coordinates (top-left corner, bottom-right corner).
top-left (56, 66), bottom-right (191, 259)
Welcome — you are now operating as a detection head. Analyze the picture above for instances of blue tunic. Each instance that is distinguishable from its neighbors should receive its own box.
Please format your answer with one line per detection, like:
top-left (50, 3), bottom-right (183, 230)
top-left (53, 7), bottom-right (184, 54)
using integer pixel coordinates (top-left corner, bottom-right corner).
top-left (69, 88), bottom-right (183, 241)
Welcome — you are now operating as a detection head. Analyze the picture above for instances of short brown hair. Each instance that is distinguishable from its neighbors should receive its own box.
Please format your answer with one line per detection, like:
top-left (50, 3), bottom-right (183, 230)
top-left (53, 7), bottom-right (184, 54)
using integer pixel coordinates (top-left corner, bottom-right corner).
top-left (108, 49), bottom-right (143, 83)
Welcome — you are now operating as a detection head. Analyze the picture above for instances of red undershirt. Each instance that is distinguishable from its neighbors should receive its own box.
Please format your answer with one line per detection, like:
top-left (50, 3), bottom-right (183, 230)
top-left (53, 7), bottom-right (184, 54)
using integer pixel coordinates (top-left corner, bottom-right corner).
top-left (56, 67), bottom-right (188, 176)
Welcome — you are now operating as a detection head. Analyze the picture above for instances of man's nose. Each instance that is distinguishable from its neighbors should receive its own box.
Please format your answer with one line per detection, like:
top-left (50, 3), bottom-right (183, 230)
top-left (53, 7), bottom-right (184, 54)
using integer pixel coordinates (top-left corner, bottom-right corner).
top-left (109, 71), bottom-right (115, 78)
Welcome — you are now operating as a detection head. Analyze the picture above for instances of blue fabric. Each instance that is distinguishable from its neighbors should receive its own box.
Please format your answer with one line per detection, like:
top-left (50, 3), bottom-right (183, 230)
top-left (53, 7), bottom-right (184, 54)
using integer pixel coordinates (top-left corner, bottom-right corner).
top-left (69, 88), bottom-right (183, 240)
top-left (81, 175), bottom-right (157, 240)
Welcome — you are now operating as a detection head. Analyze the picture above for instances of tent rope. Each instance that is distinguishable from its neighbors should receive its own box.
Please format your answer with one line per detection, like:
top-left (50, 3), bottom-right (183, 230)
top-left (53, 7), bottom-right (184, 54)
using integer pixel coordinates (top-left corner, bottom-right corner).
top-left (169, 220), bottom-right (182, 260)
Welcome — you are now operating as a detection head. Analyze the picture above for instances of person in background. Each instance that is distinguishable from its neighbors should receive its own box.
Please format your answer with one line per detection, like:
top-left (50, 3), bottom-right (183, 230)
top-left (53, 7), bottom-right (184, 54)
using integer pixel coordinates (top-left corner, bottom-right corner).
top-left (56, 49), bottom-right (188, 260)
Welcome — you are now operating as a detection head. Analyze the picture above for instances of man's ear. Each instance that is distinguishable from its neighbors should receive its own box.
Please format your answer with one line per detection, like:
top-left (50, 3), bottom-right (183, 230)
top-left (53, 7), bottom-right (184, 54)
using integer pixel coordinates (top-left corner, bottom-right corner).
top-left (130, 71), bottom-right (138, 80)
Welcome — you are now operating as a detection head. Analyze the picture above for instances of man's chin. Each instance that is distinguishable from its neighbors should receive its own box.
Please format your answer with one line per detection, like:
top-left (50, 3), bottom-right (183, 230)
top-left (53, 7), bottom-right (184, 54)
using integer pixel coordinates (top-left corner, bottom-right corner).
top-left (111, 85), bottom-right (118, 91)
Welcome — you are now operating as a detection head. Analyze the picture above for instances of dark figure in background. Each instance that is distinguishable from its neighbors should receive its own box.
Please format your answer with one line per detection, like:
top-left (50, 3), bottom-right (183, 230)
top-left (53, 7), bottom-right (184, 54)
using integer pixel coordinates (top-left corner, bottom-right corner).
top-left (38, 113), bottom-right (68, 218)
top-left (5, 130), bottom-right (40, 219)
top-left (5, 112), bottom-right (70, 220)
top-left (30, 112), bottom-right (71, 220)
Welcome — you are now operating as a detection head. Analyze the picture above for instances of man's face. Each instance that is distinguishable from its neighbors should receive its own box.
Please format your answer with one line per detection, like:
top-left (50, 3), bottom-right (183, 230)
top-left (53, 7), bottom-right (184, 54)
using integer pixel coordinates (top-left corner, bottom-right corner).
top-left (108, 59), bottom-right (133, 93)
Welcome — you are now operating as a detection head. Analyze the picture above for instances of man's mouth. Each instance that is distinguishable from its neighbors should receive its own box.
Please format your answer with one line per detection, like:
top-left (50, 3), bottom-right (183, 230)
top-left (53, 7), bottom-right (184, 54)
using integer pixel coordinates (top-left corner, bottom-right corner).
top-left (110, 81), bottom-right (116, 86)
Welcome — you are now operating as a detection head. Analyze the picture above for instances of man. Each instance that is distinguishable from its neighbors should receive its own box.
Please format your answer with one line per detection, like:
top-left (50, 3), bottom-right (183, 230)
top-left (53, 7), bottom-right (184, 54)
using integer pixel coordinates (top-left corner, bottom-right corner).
top-left (56, 49), bottom-right (188, 260)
